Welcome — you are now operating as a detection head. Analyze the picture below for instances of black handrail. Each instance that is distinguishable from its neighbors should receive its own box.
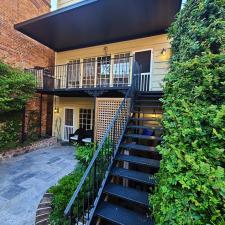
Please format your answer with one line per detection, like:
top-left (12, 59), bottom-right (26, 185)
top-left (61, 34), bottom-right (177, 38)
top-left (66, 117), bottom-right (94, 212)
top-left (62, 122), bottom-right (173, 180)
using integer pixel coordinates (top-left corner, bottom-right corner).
top-left (27, 56), bottom-right (134, 90)
top-left (64, 64), bottom-right (139, 225)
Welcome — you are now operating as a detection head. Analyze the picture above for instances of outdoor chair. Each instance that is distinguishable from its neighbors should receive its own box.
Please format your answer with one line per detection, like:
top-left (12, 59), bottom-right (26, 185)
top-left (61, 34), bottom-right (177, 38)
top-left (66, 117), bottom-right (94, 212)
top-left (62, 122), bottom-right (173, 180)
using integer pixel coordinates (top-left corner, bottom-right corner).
top-left (69, 128), bottom-right (86, 144)
top-left (81, 130), bottom-right (94, 143)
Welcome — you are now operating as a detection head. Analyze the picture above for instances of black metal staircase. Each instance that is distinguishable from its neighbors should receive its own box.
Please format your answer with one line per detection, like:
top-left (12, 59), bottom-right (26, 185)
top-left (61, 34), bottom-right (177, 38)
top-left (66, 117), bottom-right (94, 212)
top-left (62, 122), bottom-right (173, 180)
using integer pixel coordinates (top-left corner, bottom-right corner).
top-left (91, 91), bottom-right (163, 225)
top-left (64, 62), bottom-right (163, 224)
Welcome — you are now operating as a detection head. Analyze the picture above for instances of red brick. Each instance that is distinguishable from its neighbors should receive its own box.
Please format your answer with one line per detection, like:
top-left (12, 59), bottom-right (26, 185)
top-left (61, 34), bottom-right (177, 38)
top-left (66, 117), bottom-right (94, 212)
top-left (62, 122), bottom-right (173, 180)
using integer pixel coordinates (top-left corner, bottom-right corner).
top-left (0, 0), bottom-right (54, 69)
top-left (0, 0), bottom-right (54, 137)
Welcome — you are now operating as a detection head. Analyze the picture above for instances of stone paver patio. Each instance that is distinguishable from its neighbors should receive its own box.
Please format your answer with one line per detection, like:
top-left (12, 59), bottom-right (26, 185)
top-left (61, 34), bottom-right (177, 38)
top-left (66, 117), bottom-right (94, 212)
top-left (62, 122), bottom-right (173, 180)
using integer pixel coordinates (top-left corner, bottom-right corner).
top-left (0, 145), bottom-right (77, 225)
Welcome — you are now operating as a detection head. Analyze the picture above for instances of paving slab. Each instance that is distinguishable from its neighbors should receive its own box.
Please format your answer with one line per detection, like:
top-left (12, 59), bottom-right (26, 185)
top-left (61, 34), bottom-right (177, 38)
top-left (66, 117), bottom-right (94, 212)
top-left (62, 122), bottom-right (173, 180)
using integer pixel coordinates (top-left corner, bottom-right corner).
top-left (0, 145), bottom-right (77, 225)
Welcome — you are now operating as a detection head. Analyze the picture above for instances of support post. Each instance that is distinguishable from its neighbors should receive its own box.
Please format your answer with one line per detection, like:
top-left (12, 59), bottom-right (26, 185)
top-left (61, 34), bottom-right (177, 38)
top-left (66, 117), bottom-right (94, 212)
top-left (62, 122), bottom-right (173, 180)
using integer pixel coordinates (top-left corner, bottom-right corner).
top-left (21, 106), bottom-right (26, 143)
top-left (39, 94), bottom-right (43, 137)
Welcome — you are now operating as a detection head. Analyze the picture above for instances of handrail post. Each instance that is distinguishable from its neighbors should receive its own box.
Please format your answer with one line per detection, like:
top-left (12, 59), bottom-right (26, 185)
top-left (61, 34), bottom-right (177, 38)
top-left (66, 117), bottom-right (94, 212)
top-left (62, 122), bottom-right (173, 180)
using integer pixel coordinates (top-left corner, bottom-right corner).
top-left (80, 60), bottom-right (83, 88)
top-left (110, 54), bottom-right (114, 87)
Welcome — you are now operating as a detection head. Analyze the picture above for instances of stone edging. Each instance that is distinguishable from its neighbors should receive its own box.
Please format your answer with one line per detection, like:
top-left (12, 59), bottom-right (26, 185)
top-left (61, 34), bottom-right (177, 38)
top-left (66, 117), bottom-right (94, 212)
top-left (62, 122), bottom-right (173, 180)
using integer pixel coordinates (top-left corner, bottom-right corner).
top-left (0, 137), bottom-right (57, 160)
top-left (35, 192), bottom-right (53, 225)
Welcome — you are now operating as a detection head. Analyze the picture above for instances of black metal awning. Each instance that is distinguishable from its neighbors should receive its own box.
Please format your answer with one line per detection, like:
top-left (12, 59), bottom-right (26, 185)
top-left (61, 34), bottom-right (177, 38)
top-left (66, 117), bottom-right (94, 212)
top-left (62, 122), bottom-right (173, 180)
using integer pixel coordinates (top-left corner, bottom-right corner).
top-left (15, 0), bottom-right (181, 52)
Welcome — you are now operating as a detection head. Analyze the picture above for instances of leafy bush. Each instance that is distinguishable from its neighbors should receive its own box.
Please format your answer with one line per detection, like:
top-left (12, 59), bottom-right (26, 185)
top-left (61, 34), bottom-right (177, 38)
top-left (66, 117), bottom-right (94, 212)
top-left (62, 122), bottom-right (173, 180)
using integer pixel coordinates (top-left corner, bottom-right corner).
top-left (151, 0), bottom-right (225, 224)
top-left (49, 165), bottom-right (85, 225)
top-left (75, 143), bottom-right (96, 164)
top-left (49, 144), bottom-right (96, 225)
top-left (0, 117), bottom-right (22, 151)
top-left (0, 61), bottom-right (35, 112)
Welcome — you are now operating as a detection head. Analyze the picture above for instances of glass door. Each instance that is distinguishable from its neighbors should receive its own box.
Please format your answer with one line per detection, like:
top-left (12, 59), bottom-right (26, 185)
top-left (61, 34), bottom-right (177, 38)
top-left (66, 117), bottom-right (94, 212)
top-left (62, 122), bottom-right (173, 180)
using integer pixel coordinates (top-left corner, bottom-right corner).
top-left (64, 108), bottom-right (74, 141)
top-left (134, 50), bottom-right (152, 92)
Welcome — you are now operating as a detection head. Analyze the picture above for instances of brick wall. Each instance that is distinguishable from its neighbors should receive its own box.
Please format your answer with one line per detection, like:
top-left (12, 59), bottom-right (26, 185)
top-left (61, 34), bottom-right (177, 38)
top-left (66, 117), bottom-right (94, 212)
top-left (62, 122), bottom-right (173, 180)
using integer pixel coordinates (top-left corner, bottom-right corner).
top-left (25, 94), bottom-right (53, 137)
top-left (0, 0), bottom-right (54, 69)
top-left (0, 0), bottom-right (54, 138)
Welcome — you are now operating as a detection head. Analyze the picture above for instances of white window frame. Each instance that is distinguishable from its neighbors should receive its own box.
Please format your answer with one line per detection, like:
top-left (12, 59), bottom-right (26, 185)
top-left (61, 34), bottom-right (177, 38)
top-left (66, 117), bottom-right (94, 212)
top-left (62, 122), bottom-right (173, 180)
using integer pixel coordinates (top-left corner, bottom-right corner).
top-left (79, 108), bottom-right (94, 131)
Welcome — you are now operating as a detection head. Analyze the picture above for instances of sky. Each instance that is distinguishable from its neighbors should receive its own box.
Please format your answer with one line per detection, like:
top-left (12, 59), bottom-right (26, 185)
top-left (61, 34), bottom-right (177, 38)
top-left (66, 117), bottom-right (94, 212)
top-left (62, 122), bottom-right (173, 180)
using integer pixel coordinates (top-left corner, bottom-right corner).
top-left (51, 0), bottom-right (57, 11)
top-left (50, 0), bottom-right (187, 11)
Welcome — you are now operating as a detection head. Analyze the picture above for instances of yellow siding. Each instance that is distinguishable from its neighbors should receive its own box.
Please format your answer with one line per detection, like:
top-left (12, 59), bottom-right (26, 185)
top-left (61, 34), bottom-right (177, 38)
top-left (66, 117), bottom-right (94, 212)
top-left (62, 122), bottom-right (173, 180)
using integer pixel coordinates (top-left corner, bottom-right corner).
top-left (55, 34), bottom-right (171, 90)
top-left (57, 0), bottom-right (82, 8)
top-left (53, 97), bottom-right (94, 140)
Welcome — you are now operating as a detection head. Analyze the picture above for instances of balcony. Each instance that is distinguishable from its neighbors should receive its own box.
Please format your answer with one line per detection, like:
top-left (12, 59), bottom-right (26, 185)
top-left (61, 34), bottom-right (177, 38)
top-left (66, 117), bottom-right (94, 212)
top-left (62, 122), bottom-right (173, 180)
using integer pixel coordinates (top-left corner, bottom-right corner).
top-left (28, 56), bottom-right (152, 96)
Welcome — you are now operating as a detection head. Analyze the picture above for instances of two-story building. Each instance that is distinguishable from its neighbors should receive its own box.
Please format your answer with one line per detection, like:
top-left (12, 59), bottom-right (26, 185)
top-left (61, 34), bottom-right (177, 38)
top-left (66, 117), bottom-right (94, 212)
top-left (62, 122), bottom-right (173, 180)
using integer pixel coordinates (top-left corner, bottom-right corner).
top-left (15, 0), bottom-right (181, 142)
top-left (15, 1), bottom-right (183, 224)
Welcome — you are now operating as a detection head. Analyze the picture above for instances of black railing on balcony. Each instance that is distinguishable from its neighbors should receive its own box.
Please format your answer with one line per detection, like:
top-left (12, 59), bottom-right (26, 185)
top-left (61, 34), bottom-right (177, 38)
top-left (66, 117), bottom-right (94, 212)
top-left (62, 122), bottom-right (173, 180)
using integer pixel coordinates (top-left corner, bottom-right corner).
top-left (63, 63), bottom-right (140, 225)
top-left (28, 56), bottom-right (137, 91)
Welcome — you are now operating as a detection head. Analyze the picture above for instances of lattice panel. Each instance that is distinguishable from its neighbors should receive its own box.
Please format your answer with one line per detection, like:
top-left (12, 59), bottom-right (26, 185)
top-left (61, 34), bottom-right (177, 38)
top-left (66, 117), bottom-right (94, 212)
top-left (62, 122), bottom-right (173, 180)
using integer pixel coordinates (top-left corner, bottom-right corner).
top-left (95, 98), bottom-right (130, 142)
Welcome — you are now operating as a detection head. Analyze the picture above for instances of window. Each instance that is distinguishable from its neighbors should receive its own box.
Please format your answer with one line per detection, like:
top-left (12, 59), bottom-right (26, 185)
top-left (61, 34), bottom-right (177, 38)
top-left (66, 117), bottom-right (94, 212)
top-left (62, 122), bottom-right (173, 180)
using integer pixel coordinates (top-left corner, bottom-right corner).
top-left (97, 56), bottom-right (111, 87)
top-left (113, 53), bottom-right (131, 86)
top-left (65, 109), bottom-right (73, 126)
top-left (83, 58), bottom-right (96, 87)
top-left (79, 108), bottom-right (94, 131)
top-left (67, 59), bottom-right (80, 88)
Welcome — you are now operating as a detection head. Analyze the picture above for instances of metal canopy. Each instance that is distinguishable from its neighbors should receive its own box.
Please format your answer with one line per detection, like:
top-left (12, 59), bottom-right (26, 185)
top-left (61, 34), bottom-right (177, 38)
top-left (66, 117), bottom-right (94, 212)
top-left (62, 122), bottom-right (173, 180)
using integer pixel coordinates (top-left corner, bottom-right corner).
top-left (15, 0), bottom-right (181, 52)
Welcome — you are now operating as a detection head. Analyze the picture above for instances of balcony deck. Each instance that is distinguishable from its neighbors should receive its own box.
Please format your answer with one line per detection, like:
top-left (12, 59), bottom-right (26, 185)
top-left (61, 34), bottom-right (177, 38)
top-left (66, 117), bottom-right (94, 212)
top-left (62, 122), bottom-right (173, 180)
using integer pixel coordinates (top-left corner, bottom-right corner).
top-left (28, 56), bottom-right (152, 97)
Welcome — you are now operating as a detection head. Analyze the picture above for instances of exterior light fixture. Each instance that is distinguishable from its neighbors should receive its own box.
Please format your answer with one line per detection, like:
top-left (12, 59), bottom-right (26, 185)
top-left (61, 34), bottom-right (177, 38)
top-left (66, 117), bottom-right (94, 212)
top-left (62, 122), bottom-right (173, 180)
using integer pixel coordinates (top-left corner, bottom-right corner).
top-left (54, 96), bottom-right (59, 113)
top-left (161, 48), bottom-right (167, 56)
top-left (54, 107), bottom-right (59, 114)
top-left (103, 46), bottom-right (108, 56)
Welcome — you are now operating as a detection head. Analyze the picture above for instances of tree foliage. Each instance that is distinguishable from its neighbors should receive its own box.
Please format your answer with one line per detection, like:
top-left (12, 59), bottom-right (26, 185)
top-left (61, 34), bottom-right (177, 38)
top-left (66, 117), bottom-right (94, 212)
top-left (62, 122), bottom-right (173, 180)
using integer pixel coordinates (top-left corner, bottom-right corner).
top-left (0, 61), bottom-right (35, 112)
top-left (151, 0), bottom-right (225, 224)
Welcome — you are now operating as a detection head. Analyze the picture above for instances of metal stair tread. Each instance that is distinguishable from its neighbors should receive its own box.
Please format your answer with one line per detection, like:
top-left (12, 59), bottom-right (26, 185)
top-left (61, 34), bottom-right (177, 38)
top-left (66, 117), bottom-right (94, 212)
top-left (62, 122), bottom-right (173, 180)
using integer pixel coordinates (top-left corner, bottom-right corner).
top-left (135, 99), bottom-right (161, 103)
top-left (111, 167), bottom-right (155, 185)
top-left (135, 105), bottom-right (162, 108)
top-left (120, 143), bottom-right (157, 152)
top-left (125, 134), bottom-right (162, 141)
top-left (127, 125), bottom-right (162, 130)
top-left (95, 202), bottom-right (154, 225)
top-left (104, 183), bottom-right (149, 207)
top-left (129, 117), bottom-right (159, 122)
top-left (116, 154), bottom-right (160, 168)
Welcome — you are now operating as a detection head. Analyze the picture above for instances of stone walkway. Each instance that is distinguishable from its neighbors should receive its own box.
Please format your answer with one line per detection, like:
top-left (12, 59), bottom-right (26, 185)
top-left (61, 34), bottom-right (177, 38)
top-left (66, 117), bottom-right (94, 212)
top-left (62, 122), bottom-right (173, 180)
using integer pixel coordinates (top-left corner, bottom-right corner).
top-left (0, 145), bottom-right (77, 225)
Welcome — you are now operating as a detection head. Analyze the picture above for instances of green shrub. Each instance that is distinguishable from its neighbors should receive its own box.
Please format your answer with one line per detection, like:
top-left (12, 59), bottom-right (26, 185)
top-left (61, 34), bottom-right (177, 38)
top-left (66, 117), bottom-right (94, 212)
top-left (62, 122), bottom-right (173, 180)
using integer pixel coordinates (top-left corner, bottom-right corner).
top-left (49, 144), bottom-right (96, 225)
top-left (75, 143), bottom-right (96, 164)
top-left (49, 165), bottom-right (85, 225)
top-left (0, 112), bottom-right (22, 151)
top-left (151, 0), bottom-right (225, 224)
top-left (0, 61), bottom-right (35, 112)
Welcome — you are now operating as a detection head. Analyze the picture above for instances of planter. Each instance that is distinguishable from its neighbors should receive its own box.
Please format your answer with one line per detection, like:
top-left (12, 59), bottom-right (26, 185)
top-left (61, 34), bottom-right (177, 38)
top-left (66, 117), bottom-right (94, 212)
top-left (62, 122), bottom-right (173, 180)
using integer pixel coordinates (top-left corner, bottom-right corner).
top-left (0, 137), bottom-right (57, 160)
top-left (35, 192), bottom-right (53, 225)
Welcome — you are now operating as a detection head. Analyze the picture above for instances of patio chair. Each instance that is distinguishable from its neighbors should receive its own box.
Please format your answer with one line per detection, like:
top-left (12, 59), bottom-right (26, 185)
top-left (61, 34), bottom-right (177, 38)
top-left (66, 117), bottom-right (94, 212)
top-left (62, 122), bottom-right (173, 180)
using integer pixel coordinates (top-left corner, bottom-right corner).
top-left (82, 130), bottom-right (94, 144)
top-left (69, 128), bottom-right (86, 144)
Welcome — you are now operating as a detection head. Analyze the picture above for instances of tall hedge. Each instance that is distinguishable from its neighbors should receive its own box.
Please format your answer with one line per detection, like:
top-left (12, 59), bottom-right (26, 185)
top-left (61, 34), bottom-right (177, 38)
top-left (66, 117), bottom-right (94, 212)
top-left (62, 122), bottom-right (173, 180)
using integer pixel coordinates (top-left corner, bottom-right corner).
top-left (0, 61), bottom-right (35, 112)
top-left (151, 1), bottom-right (225, 224)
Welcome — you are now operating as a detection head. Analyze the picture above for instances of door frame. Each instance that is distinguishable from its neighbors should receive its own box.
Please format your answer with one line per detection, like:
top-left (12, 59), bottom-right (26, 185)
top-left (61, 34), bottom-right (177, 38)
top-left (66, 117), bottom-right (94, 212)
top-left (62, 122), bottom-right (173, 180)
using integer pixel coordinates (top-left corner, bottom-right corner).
top-left (63, 107), bottom-right (75, 141)
top-left (133, 48), bottom-right (153, 91)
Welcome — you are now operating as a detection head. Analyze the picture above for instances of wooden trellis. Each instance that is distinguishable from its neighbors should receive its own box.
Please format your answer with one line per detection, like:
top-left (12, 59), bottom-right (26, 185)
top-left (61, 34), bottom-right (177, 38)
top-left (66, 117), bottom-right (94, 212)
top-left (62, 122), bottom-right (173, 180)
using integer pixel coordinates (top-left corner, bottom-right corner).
top-left (95, 98), bottom-right (130, 142)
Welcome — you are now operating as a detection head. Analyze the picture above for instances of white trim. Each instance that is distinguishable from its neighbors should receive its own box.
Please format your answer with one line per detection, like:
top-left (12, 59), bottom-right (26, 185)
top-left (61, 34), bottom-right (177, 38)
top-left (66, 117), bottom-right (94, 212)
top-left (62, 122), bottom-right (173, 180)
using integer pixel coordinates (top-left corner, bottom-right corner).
top-left (110, 54), bottom-right (114, 87)
top-left (78, 107), bottom-right (94, 131)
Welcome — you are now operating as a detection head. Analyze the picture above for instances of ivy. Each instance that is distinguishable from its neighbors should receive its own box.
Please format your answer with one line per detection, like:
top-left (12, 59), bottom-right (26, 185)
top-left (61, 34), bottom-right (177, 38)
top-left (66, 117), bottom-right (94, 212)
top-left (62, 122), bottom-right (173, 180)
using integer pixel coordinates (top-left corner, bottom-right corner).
top-left (151, 0), bottom-right (225, 224)
top-left (0, 61), bottom-right (35, 112)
